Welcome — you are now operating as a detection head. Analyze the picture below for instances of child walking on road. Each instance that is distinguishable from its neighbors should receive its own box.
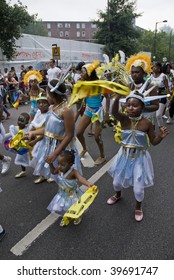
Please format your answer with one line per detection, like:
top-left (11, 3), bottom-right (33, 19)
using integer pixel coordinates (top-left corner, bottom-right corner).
top-left (8, 113), bottom-right (30, 178)
top-left (47, 150), bottom-right (93, 227)
top-left (107, 91), bottom-right (168, 222)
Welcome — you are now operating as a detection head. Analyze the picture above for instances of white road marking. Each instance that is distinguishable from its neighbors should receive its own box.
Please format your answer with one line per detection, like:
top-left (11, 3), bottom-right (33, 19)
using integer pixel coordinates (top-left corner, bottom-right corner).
top-left (10, 156), bottom-right (115, 256)
top-left (76, 138), bottom-right (95, 167)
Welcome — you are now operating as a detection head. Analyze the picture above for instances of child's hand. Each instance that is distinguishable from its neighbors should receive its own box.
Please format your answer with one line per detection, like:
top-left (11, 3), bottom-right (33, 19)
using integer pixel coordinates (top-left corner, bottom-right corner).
top-left (52, 166), bottom-right (59, 174)
top-left (90, 185), bottom-right (98, 191)
top-left (22, 132), bottom-right (35, 140)
top-left (159, 126), bottom-right (169, 138)
top-left (45, 152), bottom-right (57, 164)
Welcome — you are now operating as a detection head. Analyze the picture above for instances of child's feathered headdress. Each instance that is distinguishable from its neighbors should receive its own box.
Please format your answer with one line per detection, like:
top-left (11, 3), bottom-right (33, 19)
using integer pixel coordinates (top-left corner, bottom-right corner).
top-left (24, 70), bottom-right (42, 85)
top-left (126, 53), bottom-right (151, 74)
top-left (83, 60), bottom-right (99, 77)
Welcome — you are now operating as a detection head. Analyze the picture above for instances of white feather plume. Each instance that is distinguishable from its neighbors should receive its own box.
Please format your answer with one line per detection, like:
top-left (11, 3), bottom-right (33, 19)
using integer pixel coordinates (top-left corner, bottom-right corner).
top-left (118, 50), bottom-right (126, 64)
top-left (103, 54), bottom-right (110, 64)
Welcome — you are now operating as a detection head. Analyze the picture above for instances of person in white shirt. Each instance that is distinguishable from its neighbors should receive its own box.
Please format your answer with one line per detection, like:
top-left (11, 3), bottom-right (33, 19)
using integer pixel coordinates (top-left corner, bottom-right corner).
top-left (47, 59), bottom-right (62, 82)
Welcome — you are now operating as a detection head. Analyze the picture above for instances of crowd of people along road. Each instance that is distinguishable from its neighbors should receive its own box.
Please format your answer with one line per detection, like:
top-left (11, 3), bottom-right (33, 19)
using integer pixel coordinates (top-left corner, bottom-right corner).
top-left (1, 53), bottom-right (174, 241)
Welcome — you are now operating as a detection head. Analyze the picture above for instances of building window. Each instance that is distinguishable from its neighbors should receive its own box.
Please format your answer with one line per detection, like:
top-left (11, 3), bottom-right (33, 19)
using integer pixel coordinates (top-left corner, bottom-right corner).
top-left (57, 23), bottom-right (63, 28)
top-left (47, 23), bottom-right (51, 29)
top-left (65, 31), bottom-right (69, 37)
top-left (77, 31), bottom-right (80, 37)
top-left (82, 23), bottom-right (86, 29)
top-left (60, 31), bottom-right (64, 37)
top-left (65, 23), bottom-right (71, 28)
top-left (82, 31), bottom-right (86, 37)
top-left (48, 31), bottom-right (51, 37)
top-left (91, 23), bottom-right (96, 28)
top-left (76, 23), bottom-right (80, 29)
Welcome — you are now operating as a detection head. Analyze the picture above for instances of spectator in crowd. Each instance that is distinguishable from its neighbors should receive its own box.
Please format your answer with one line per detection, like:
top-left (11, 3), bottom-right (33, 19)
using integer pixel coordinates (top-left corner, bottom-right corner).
top-left (47, 59), bottom-right (62, 82)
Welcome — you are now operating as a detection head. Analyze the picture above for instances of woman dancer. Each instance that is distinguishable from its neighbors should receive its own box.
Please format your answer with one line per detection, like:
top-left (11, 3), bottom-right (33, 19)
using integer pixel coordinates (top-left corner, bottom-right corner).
top-left (23, 77), bottom-right (81, 182)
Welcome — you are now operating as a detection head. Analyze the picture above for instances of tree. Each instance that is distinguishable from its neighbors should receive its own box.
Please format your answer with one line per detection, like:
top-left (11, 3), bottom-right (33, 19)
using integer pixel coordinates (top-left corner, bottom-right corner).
top-left (0, 0), bottom-right (34, 60)
top-left (21, 20), bottom-right (47, 36)
top-left (93, 0), bottom-right (141, 58)
top-left (136, 28), bottom-right (174, 62)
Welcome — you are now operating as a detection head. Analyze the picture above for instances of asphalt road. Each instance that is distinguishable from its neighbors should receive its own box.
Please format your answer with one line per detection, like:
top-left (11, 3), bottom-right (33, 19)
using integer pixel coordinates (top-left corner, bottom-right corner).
top-left (0, 104), bottom-right (174, 260)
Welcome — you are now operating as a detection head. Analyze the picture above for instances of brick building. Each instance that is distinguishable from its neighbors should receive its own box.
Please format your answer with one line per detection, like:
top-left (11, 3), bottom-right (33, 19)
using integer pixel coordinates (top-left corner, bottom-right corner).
top-left (43, 21), bottom-right (98, 42)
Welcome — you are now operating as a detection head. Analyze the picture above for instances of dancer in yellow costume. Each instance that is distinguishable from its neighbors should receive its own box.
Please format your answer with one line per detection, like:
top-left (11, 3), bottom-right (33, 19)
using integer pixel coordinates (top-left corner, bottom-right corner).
top-left (24, 70), bottom-right (44, 122)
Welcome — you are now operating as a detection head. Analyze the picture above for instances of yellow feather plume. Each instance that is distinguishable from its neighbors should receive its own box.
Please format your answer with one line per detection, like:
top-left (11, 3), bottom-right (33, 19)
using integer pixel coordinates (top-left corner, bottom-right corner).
top-left (126, 53), bottom-right (151, 74)
top-left (24, 70), bottom-right (43, 85)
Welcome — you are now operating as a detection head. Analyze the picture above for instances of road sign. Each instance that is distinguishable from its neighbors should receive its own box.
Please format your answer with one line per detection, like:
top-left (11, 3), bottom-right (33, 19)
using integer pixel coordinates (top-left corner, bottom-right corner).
top-left (52, 46), bottom-right (60, 60)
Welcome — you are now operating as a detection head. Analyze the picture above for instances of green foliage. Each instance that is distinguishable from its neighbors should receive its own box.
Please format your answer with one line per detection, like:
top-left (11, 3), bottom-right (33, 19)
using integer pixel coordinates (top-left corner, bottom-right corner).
top-left (21, 20), bottom-right (48, 36)
top-left (136, 29), bottom-right (174, 62)
top-left (93, 0), bottom-right (141, 58)
top-left (0, 0), bottom-right (34, 60)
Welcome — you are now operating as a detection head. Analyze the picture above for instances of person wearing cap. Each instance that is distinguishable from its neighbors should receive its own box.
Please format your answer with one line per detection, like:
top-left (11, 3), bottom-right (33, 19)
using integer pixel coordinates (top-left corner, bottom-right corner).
top-left (23, 78), bottom-right (82, 182)
top-left (107, 91), bottom-right (168, 222)
top-left (76, 60), bottom-right (110, 165)
top-left (29, 92), bottom-right (51, 183)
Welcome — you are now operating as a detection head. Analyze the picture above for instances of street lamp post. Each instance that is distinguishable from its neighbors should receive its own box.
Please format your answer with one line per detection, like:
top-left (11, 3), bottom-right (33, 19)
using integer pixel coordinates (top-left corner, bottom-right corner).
top-left (153, 20), bottom-right (167, 60)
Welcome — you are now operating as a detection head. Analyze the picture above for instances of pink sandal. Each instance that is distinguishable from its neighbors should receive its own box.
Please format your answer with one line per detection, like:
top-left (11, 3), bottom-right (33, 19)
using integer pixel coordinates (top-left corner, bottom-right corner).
top-left (107, 194), bottom-right (121, 205)
top-left (135, 209), bottom-right (143, 222)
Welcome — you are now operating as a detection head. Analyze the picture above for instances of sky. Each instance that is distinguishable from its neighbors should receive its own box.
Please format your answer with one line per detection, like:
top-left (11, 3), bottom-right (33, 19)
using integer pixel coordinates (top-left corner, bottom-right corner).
top-left (9, 0), bottom-right (174, 31)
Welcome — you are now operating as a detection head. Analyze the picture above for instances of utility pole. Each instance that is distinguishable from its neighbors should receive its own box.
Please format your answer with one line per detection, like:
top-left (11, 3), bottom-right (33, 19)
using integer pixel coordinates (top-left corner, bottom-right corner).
top-left (153, 20), bottom-right (167, 60)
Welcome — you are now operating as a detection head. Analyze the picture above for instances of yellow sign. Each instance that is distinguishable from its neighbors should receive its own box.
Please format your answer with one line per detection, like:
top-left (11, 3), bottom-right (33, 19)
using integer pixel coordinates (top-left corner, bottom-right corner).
top-left (52, 46), bottom-right (60, 60)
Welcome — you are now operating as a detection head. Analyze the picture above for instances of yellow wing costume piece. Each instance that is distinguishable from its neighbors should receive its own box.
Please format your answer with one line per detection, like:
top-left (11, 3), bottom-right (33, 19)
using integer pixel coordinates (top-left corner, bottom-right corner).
top-left (63, 185), bottom-right (99, 225)
top-left (68, 80), bottom-right (130, 107)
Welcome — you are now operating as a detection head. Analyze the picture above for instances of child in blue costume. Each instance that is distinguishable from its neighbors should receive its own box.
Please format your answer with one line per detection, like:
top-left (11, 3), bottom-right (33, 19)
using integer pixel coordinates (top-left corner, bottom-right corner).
top-left (107, 91), bottom-right (168, 222)
top-left (47, 150), bottom-right (93, 226)
top-left (24, 79), bottom-right (81, 181)
top-left (8, 113), bottom-right (30, 178)
top-left (29, 92), bottom-right (50, 183)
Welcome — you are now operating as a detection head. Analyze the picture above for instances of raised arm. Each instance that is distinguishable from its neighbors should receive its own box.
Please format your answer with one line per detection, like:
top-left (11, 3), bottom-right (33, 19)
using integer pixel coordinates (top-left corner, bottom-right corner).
top-left (112, 94), bottom-right (128, 123)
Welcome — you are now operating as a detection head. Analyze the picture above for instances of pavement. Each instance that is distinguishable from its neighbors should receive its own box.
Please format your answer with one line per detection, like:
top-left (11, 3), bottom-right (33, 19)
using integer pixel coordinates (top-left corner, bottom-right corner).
top-left (0, 104), bottom-right (174, 260)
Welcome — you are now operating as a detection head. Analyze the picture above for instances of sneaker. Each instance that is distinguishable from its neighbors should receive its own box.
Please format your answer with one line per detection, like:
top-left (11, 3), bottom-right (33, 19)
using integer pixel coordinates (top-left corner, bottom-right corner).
top-left (15, 171), bottom-right (26, 178)
top-left (94, 156), bottom-right (106, 166)
top-left (162, 115), bottom-right (168, 119)
top-left (1, 156), bottom-right (11, 174)
top-left (34, 176), bottom-right (47, 184)
top-left (166, 117), bottom-right (173, 124)
top-left (0, 229), bottom-right (6, 241)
